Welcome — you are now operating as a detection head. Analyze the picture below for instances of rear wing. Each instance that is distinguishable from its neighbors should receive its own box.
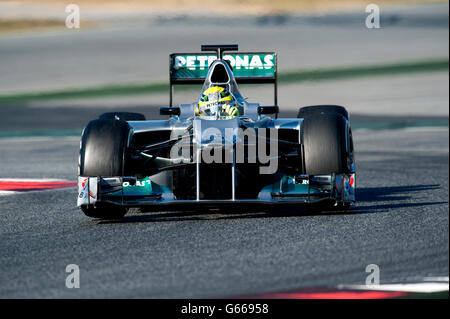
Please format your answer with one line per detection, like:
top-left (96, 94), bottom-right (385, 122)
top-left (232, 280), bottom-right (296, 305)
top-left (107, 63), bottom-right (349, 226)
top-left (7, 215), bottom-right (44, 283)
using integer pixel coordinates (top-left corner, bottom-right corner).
top-left (169, 45), bottom-right (277, 106)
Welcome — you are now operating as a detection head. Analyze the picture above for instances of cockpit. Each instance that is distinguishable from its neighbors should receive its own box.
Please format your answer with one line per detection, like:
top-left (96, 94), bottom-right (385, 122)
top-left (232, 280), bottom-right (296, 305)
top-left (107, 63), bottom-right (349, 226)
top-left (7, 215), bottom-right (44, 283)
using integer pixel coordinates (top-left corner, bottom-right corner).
top-left (194, 60), bottom-right (246, 119)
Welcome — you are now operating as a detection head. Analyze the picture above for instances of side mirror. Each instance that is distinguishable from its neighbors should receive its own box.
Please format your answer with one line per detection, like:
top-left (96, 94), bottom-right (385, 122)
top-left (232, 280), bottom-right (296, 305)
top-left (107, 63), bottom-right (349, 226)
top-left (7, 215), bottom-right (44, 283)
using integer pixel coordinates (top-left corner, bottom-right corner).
top-left (258, 106), bottom-right (279, 115)
top-left (160, 107), bottom-right (180, 116)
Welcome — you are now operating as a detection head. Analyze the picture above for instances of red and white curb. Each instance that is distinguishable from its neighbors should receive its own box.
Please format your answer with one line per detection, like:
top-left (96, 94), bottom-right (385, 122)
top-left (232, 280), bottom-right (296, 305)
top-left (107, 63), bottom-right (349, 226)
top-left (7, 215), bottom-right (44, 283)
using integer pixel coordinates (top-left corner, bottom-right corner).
top-left (0, 178), bottom-right (77, 195)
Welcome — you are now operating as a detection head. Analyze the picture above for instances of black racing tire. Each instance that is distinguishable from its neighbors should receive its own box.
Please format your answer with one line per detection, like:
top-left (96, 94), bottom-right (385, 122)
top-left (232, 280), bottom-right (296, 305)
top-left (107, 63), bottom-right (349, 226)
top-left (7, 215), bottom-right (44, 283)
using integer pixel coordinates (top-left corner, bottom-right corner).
top-left (298, 105), bottom-right (354, 212)
top-left (81, 203), bottom-right (127, 220)
top-left (79, 119), bottom-right (132, 176)
top-left (309, 201), bottom-right (351, 214)
top-left (78, 119), bottom-right (132, 219)
top-left (99, 112), bottom-right (146, 121)
top-left (297, 105), bottom-right (348, 120)
top-left (301, 113), bottom-right (350, 175)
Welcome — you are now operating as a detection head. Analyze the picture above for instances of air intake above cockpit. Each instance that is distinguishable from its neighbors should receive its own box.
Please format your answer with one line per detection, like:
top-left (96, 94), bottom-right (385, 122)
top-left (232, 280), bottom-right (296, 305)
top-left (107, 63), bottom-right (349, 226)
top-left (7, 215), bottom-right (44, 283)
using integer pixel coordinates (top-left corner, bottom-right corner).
top-left (210, 63), bottom-right (229, 83)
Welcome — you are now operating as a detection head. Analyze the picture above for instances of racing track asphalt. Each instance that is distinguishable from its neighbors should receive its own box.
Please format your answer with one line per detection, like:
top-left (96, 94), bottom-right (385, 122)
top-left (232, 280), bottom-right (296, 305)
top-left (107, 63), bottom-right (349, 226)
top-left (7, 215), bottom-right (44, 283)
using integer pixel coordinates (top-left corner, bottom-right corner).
top-left (0, 121), bottom-right (448, 298)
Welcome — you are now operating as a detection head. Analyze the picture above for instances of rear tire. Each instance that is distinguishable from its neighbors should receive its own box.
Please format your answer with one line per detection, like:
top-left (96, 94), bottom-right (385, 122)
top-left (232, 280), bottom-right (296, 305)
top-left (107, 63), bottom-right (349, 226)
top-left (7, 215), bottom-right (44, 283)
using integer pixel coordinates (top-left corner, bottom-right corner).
top-left (99, 112), bottom-right (146, 121)
top-left (298, 105), bottom-right (348, 120)
top-left (78, 119), bottom-right (132, 219)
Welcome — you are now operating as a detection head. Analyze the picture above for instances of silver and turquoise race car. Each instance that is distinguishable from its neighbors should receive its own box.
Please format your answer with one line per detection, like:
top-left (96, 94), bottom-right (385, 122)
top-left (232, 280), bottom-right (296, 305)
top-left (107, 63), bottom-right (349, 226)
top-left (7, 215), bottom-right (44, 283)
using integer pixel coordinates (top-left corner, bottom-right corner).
top-left (77, 44), bottom-right (356, 219)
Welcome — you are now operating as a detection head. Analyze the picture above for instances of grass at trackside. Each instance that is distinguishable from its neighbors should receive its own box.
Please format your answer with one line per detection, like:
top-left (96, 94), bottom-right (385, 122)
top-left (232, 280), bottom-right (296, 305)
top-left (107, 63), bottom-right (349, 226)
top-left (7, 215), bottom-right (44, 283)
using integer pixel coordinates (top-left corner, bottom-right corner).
top-left (1, 119), bottom-right (448, 139)
top-left (0, 82), bottom-right (171, 105)
top-left (0, 129), bottom-right (83, 139)
top-left (349, 118), bottom-right (449, 130)
top-left (277, 59), bottom-right (449, 83)
top-left (0, 58), bottom-right (448, 105)
top-left (0, 18), bottom-right (65, 34)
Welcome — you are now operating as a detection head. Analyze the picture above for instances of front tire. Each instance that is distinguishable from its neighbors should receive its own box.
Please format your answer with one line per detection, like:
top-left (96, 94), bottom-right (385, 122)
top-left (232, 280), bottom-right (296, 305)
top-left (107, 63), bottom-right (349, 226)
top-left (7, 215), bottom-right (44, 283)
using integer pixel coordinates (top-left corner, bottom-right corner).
top-left (299, 106), bottom-right (354, 212)
top-left (78, 119), bottom-right (132, 219)
top-left (81, 203), bottom-right (127, 220)
top-left (301, 113), bottom-right (350, 175)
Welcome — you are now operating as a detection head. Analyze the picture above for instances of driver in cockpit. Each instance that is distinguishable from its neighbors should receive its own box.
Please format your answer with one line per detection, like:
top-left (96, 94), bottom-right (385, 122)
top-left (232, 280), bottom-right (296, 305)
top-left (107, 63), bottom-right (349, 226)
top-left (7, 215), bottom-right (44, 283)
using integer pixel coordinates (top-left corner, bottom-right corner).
top-left (195, 86), bottom-right (242, 119)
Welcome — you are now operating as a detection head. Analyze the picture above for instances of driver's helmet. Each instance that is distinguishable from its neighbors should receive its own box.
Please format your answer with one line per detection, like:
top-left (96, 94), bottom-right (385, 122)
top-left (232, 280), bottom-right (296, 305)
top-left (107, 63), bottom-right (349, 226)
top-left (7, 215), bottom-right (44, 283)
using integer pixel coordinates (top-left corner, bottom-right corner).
top-left (197, 86), bottom-right (236, 117)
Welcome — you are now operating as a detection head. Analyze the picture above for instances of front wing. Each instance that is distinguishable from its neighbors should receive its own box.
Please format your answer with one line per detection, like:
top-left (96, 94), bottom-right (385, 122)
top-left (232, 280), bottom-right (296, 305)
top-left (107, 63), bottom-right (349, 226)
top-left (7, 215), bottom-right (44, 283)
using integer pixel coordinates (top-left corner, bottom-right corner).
top-left (77, 173), bottom-right (355, 210)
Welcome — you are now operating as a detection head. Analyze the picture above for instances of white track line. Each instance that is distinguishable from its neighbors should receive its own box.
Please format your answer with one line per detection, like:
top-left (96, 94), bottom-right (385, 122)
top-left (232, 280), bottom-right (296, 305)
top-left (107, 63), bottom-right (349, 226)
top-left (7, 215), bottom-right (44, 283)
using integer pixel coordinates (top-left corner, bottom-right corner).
top-left (0, 191), bottom-right (18, 195)
top-left (340, 282), bottom-right (449, 293)
top-left (423, 276), bottom-right (449, 282)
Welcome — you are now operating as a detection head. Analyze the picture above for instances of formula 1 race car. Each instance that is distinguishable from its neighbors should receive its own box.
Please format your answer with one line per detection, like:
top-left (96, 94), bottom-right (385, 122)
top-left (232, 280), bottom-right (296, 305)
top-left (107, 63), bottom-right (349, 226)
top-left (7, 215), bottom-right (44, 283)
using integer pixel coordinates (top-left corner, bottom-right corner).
top-left (77, 44), bottom-right (355, 219)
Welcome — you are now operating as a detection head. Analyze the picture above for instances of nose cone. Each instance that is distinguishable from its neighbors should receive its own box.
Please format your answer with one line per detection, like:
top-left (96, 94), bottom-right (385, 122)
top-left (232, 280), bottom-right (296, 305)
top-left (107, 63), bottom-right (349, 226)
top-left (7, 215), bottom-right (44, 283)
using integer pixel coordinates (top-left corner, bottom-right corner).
top-left (193, 118), bottom-right (240, 146)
